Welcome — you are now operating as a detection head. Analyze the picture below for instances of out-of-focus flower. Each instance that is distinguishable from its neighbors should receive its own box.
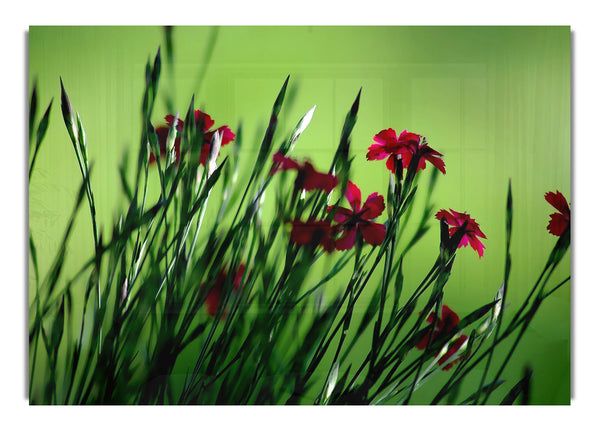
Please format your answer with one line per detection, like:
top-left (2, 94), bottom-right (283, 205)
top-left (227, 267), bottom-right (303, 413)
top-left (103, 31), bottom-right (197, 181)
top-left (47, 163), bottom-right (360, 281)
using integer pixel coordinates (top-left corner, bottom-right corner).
top-left (149, 110), bottom-right (235, 166)
top-left (438, 334), bottom-right (468, 371)
top-left (545, 190), bottom-right (570, 236)
top-left (290, 219), bottom-right (336, 253)
top-left (203, 264), bottom-right (245, 317)
top-left (367, 128), bottom-right (445, 175)
top-left (435, 209), bottom-right (486, 258)
top-left (416, 305), bottom-right (460, 350)
top-left (327, 181), bottom-right (386, 250)
top-left (416, 305), bottom-right (468, 371)
top-left (272, 152), bottom-right (338, 193)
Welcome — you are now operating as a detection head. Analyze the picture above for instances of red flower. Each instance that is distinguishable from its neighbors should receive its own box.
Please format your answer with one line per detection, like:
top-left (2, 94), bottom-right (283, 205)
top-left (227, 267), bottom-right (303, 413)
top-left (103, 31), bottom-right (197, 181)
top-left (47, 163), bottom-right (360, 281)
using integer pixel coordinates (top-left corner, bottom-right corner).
top-left (416, 305), bottom-right (468, 370)
top-left (435, 209), bottom-right (486, 258)
top-left (367, 128), bottom-right (445, 175)
top-left (290, 219), bottom-right (336, 253)
top-left (327, 181), bottom-right (386, 250)
top-left (416, 305), bottom-right (460, 350)
top-left (545, 190), bottom-right (570, 236)
top-left (203, 264), bottom-right (245, 317)
top-left (272, 152), bottom-right (338, 193)
top-left (438, 334), bottom-right (468, 371)
top-left (149, 109), bottom-right (235, 166)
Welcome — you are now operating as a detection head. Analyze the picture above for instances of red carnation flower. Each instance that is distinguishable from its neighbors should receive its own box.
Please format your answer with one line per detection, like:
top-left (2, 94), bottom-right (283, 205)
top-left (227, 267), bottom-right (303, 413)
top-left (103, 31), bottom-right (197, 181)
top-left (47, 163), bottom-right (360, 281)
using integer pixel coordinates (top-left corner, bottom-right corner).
top-left (290, 219), bottom-right (336, 253)
top-left (327, 181), bottom-right (386, 250)
top-left (545, 190), bottom-right (570, 236)
top-left (203, 264), bottom-right (245, 317)
top-left (272, 152), bottom-right (338, 193)
top-left (367, 128), bottom-right (445, 175)
top-left (416, 305), bottom-right (468, 371)
top-left (149, 109), bottom-right (235, 166)
top-left (435, 209), bottom-right (486, 258)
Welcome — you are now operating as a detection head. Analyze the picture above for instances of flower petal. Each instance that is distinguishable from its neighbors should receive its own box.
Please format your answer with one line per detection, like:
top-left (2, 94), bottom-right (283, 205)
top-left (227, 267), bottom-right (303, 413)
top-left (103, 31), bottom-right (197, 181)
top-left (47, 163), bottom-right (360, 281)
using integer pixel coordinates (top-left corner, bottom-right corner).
top-left (204, 286), bottom-right (222, 317)
top-left (272, 152), bottom-right (301, 172)
top-left (215, 125), bottom-right (236, 146)
top-left (302, 162), bottom-right (338, 192)
top-left (359, 221), bottom-right (386, 246)
top-left (386, 155), bottom-right (398, 173)
top-left (439, 334), bottom-right (468, 370)
top-left (194, 110), bottom-right (215, 132)
top-left (545, 190), bottom-right (570, 215)
top-left (421, 147), bottom-right (446, 174)
top-left (165, 114), bottom-right (184, 130)
top-left (290, 220), bottom-right (334, 253)
top-left (440, 305), bottom-right (460, 331)
top-left (547, 212), bottom-right (569, 236)
top-left (328, 206), bottom-right (353, 223)
top-left (372, 128), bottom-right (398, 146)
top-left (398, 130), bottom-right (421, 144)
top-left (366, 142), bottom-right (391, 160)
top-left (345, 181), bottom-right (362, 212)
top-left (233, 264), bottom-right (246, 291)
top-left (335, 227), bottom-right (357, 251)
top-left (467, 234), bottom-right (486, 258)
top-left (362, 192), bottom-right (385, 220)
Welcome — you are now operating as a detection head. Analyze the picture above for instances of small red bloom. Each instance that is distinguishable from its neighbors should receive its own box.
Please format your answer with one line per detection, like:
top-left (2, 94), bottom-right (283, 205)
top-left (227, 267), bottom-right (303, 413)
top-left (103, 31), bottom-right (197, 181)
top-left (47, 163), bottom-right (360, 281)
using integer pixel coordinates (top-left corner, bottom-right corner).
top-left (290, 219), bottom-right (336, 253)
top-left (435, 209), bottom-right (486, 258)
top-left (272, 152), bottom-right (338, 193)
top-left (203, 264), bottom-right (245, 317)
top-left (416, 305), bottom-right (461, 350)
top-left (545, 190), bottom-right (570, 236)
top-left (416, 305), bottom-right (468, 370)
top-left (439, 334), bottom-right (468, 370)
top-left (149, 109), bottom-right (235, 166)
top-left (367, 128), bottom-right (445, 175)
top-left (327, 181), bottom-right (386, 250)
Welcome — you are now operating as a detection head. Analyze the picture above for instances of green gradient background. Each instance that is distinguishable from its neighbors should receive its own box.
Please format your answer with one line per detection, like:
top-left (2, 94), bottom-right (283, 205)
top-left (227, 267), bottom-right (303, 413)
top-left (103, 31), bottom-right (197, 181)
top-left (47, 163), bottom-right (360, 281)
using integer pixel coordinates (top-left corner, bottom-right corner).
top-left (29, 26), bottom-right (570, 404)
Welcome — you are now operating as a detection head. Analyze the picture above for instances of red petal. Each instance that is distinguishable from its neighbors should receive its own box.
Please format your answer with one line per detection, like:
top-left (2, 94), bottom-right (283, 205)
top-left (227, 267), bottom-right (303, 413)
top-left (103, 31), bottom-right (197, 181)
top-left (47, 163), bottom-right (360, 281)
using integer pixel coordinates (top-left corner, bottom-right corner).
top-left (422, 150), bottom-right (446, 174)
top-left (416, 332), bottom-right (435, 350)
top-left (290, 220), bottom-right (331, 246)
top-left (398, 130), bottom-right (421, 144)
top-left (165, 114), bottom-right (184, 130)
top-left (439, 334), bottom-right (468, 370)
top-left (204, 286), bottom-right (222, 317)
top-left (233, 264), bottom-right (245, 291)
top-left (362, 193), bottom-right (385, 220)
top-left (372, 128), bottom-right (398, 146)
top-left (545, 190), bottom-right (570, 215)
top-left (440, 305), bottom-right (460, 331)
top-left (345, 181), bottom-right (362, 212)
top-left (547, 212), bottom-right (569, 236)
top-left (215, 125), bottom-right (236, 146)
top-left (335, 228), bottom-right (357, 251)
top-left (457, 234), bottom-right (470, 249)
top-left (467, 234), bottom-right (486, 258)
top-left (272, 152), bottom-right (300, 173)
top-left (194, 110), bottom-right (215, 132)
top-left (435, 209), bottom-right (454, 224)
top-left (199, 143), bottom-right (210, 166)
top-left (329, 206), bottom-right (353, 223)
top-left (360, 221), bottom-right (386, 246)
top-left (302, 162), bottom-right (338, 192)
top-left (366, 142), bottom-right (391, 160)
top-left (385, 155), bottom-right (398, 173)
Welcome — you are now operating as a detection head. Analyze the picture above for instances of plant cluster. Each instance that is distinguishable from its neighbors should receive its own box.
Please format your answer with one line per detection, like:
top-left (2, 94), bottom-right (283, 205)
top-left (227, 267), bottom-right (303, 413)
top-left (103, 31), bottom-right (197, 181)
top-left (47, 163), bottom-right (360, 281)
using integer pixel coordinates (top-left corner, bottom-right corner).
top-left (28, 47), bottom-right (570, 405)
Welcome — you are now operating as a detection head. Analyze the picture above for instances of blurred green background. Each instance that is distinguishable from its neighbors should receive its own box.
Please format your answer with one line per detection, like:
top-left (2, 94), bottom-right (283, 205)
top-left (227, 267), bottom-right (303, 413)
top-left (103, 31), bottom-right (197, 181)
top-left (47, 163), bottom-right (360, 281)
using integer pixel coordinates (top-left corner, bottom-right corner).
top-left (28, 26), bottom-right (570, 404)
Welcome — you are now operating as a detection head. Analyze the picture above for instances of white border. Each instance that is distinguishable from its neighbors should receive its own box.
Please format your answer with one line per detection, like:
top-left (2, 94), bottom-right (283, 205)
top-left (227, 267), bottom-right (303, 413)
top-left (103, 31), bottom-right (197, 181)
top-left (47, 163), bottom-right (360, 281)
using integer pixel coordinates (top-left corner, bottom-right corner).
top-left (4, 1), bottom-right (599, 429)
